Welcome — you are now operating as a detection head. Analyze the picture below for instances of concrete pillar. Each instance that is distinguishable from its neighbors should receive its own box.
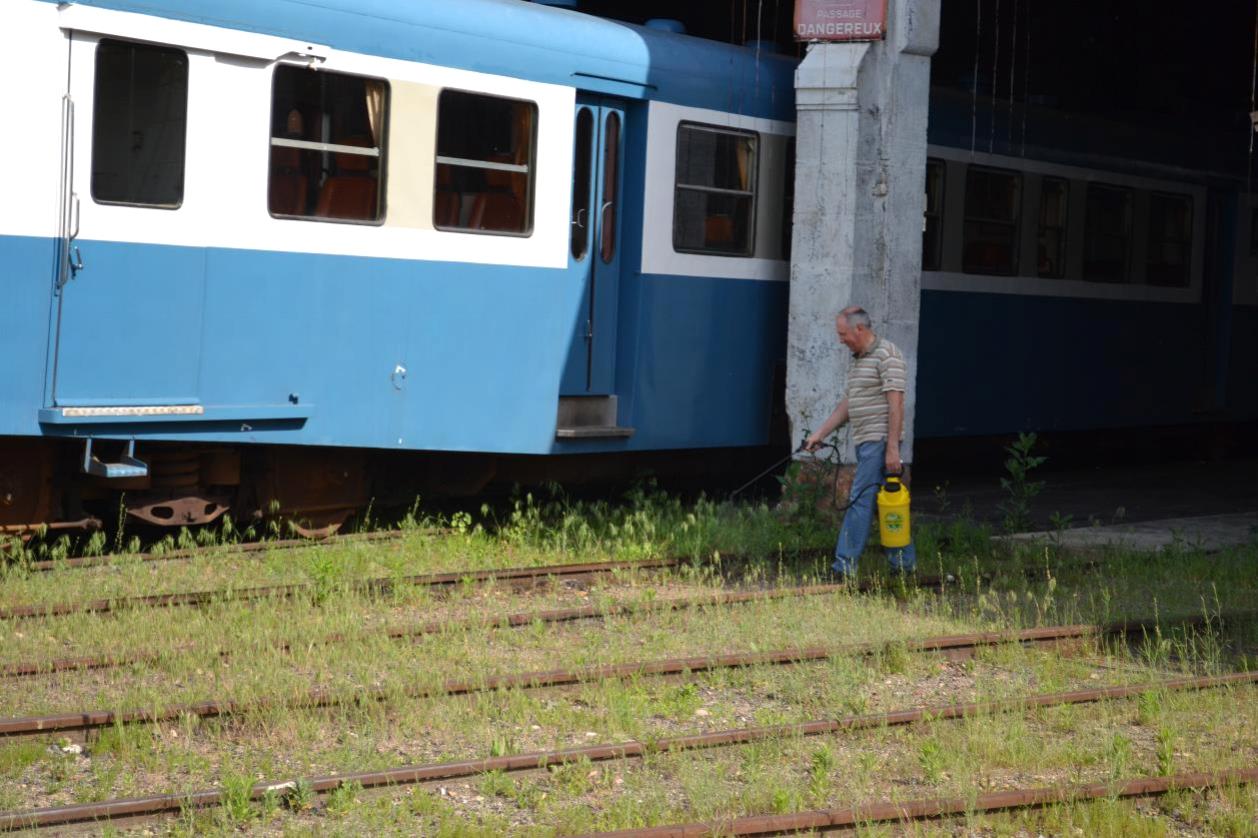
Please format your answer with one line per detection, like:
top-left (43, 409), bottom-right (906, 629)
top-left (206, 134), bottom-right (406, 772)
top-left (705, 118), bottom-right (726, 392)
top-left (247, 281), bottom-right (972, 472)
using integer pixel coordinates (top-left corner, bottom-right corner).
top-left (786, 0), bottom-right (940, 466)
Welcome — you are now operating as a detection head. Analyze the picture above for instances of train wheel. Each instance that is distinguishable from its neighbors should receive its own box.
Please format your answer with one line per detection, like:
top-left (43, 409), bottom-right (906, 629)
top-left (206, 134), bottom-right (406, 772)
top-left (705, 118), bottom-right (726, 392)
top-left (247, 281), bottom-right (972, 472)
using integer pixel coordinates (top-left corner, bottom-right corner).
top-left (0, 441), bottom-right (57, 537)
top-left (250, 447), bottom-right (369, 539)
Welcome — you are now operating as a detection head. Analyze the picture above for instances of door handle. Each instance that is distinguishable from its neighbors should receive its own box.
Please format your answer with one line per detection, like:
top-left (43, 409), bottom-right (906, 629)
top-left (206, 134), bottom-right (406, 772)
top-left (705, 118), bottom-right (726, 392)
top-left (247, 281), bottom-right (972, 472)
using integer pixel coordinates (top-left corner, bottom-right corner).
top-left (572, 208), bottom-right (586, 229)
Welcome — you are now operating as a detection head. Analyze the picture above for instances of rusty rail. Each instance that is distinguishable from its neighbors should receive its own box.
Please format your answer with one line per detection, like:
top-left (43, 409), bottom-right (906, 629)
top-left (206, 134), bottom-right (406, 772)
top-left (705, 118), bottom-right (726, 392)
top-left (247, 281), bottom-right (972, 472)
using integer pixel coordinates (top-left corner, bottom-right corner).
top-left (584, 767), bottom-right (1258, 836)
top-left (1, 669), bottom-right (1253, 831)
top-left (23, 529), bottom-right (409, 572)
top-left (1, 583), bottom-right (858, 679)
top-left (0, 556), bottom-right (680, 621)
top-left (0, 625), bottom-right (1094, 739)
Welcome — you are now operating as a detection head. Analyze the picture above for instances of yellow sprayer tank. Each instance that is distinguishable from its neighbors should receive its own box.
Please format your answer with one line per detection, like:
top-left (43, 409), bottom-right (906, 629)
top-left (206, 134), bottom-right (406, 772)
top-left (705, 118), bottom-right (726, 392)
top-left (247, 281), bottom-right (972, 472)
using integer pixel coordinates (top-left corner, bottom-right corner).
top-left (876, 476), bottom-right (911, 548)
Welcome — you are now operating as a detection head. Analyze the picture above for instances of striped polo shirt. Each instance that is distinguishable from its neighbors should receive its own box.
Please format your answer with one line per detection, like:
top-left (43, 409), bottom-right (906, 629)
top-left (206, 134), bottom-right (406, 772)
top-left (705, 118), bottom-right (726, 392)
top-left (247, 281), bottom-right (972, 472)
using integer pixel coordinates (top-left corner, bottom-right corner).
top-left (846, 337), bottom-right (908, 444)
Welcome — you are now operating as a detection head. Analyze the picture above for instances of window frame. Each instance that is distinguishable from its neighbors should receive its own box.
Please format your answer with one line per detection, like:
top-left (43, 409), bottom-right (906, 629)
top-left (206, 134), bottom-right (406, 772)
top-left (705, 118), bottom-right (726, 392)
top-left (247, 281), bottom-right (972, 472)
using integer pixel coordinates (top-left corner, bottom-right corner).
top-left (1037, 176), bottom-right (1070, 279)
top-left (1145, 191), bottom-right (1193, 288)
top-left (90, 38), bottom-right (190, 210)
top-left (672, 121), bottom-right (760, 258)
top-left (1082, 183), bottom-right (1134, 283)
top-left (267, 65), bottom-right (390, 226)
top-left (961, 164), bottom-right (1022, 277)
top-left (432, 88), bottom-right (538, 238)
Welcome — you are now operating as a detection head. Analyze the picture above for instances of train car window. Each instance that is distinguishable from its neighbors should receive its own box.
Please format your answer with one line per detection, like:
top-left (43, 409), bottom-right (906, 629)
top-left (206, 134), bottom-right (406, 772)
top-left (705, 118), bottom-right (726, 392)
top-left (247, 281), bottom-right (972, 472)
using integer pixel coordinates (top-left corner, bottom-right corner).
top-left (1249, 209), bottom-right (1258, 256)
top-left (922, 159), bottom-right (945, 271)
top-left (673, 124), bottom-right (758, 256)
top-left (570, 109), bottom-right (594, 260)
top-left (961, 166), bottom-right (1020, 276)
top-left (601, 112), bottom-right (621, 263)
top-left (1083, 185), bottom-right (1133, 282)
top-left (269, 67), bottom-right (387, 223)
top-left (1037, 177), bottom-right (1069, 279)
top-left (435, 90), bottom-right (536, 236)
top-left (1146, 193), bottom-right (1193, 287)
top-left (91, 39), bottom-right (188, 208)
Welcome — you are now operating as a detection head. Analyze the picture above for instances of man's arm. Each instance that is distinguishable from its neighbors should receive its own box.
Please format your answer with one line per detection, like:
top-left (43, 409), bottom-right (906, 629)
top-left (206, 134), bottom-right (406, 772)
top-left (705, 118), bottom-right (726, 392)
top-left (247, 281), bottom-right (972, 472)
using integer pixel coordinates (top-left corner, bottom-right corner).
top-left (885, 390), bottom-right (904, 473)
top-left (804, 398), bottom-right (849, 451)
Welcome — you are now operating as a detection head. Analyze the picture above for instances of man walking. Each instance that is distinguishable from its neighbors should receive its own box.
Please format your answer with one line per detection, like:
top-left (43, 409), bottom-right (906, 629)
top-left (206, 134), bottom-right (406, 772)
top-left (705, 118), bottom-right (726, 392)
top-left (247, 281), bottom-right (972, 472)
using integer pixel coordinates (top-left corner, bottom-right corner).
top-left (804, 306), bottom-right (916, 578)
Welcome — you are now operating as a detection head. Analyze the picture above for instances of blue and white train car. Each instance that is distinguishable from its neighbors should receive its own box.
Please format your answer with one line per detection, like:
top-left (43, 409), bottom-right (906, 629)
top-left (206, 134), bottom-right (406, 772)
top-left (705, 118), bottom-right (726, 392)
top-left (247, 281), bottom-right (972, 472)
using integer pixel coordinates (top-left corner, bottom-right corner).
top-left (0, 0), bottom-right (797, 532)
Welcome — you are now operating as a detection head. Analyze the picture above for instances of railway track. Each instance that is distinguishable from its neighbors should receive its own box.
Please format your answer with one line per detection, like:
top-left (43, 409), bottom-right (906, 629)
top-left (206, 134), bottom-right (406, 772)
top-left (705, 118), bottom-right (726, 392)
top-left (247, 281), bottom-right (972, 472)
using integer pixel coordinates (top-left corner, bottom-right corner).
top-left (21, 529), bottom-right (411, 572)
top-left (2, 669), bottom-right (1252, 831)
top-left (584, 767), bottom-right (1258, 836)
top-left (0, 583), bottom-right (858, 679)
top-left (0, 625), bottom-right (1095, 739)
top-left (0, 556), bottom-right (681, 621)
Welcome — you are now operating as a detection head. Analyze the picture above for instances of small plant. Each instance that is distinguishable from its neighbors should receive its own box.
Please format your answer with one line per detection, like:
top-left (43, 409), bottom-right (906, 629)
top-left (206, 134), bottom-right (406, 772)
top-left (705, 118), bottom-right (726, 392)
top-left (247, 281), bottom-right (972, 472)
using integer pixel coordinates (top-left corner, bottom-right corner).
top-left (918, 739), bottom-right (946, 783)
top-left (998, 432), bottom-right (1047, 533)
top-left (284, 778), bottom-right (317, 812)
top-left (324, 780), bottom-right (362, 817)
top-left (1108, 732), bottom-right (1132, 781)
top-left (488, 734), bottom-right (516, 758)
top-left (808, 745), bottom-right (835, 802)
top-left (1155, 726), bottom-right (1176, 776)
top-left (220, 772), bottom-right (256, 825)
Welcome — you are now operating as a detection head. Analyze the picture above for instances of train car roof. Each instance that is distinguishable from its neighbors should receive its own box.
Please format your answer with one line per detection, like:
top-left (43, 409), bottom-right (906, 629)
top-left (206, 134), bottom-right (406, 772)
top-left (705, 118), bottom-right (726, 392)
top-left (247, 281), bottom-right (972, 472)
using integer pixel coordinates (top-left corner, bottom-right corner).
top-left (44, 0), bottom-right (798, 121)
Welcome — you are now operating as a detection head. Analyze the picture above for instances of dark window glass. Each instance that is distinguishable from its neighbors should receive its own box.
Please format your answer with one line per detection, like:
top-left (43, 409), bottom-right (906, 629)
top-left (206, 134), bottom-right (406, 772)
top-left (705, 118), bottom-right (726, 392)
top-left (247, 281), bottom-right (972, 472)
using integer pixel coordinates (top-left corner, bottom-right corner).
top-left (962, 166), bottom-right (1021, 276)
top-left (570, 108), bottom-right (593, 260)
top-left (922, 159), bottom-right (945, 271)
top-left (1037, 177), bottom-right (1069, 278)
top-left (269, 66), bottom-right (386, 222)
top-left (673, 124), bottom-right (758, 256)
top-left (435, 90), bottom-right (536, 235)
top-left (1146, 193), bottom-right (1192, 287)
top-left (601, 112), bottom-right (620, 263)
top-left (1083, 185), bottom-right (1133, 282)
top-left (91, 39), bottom-right (188, 207)
top-left (782, 138), bottom-right (795, 261)
top-left (1249, 208), bottom-right (1258, 256)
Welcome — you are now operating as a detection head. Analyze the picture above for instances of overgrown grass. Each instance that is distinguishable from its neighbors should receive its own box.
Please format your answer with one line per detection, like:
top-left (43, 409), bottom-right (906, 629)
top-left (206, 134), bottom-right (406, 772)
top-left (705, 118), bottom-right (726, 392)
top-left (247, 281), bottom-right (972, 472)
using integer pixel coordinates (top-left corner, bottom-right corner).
top-left (0, 485), bottom-right (1253, 834)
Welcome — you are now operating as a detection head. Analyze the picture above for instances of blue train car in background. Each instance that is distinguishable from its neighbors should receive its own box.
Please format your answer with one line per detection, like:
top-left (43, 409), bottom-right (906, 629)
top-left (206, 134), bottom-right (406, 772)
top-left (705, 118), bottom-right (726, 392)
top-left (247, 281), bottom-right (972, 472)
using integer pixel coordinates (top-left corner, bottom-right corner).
top-left (916, 91), bottom-right (1257, 440)
top-left (0, 0), bottom-right (797, 534)
top-left (0, 0), bottom-right (1253, 536)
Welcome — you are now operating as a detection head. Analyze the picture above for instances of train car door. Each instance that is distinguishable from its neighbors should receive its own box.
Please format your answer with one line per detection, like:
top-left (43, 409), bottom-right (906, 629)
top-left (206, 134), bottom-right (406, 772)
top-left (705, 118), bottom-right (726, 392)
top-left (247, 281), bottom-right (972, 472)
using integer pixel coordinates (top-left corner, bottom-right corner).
top-left (561, 96), bottom-right (627, 395)
top-left (49, 32), bottom-right (206, 409)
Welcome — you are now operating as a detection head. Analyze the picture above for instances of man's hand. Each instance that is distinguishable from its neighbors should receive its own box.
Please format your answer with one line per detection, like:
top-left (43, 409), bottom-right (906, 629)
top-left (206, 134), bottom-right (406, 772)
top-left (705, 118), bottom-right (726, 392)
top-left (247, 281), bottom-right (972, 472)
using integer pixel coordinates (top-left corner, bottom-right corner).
top-left (803, 432), bottom-right (824, 452)
top-left (885, 444), bottom-right (902, 475)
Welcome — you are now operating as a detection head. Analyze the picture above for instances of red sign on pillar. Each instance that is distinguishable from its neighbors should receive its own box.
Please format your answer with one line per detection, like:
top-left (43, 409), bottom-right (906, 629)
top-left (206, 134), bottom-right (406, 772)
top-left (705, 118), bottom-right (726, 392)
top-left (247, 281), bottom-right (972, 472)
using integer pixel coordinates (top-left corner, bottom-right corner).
top-left (794, 0), bottom-right (888, 42)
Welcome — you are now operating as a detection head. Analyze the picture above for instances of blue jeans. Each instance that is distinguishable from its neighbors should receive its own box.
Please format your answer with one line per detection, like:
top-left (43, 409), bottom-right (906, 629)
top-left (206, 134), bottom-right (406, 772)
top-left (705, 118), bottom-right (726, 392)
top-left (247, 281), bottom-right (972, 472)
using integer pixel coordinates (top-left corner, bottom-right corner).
top-left (832, 440), bottom-right (916, 577)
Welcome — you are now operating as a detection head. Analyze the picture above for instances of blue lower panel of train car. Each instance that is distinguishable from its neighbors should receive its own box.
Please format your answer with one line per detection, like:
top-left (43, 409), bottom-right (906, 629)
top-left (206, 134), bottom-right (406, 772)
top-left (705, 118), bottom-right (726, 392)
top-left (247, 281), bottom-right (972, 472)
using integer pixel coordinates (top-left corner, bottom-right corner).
top-left (1230, 305), bottom-right (1258, 417)
top-left (614, 273), bottom-right (787, 450)
top-left (1, 236), bottom-right (56, 435)
top-left (53, 240), bottom-right (207, 407)
top-left (5, 236), bottom-right (786, 455)
top-left (916, 290), bottom-right (1220, 436)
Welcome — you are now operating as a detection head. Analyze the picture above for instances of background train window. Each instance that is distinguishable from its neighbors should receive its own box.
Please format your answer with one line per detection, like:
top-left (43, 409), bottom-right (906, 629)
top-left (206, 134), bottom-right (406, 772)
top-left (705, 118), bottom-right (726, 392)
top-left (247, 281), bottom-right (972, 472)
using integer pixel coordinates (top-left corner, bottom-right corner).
top-left (1250, 208), bottom-right (1258, 256)
top-left (434, 90), bottom-right (536, 235)
top-left (269, 67), bottom-right (387, 223)
top-left (91, 39), bottom-right (188, 208)
top-left (673, 124), bottom-right (758, 256)
top-left (1083, 184), bottom-right (1133, 282)
top-left (1146, 193), bottom-right (1192, 287)
top-left (961, 166), bottom-right (1020, 276)
top-left (922, 159), bottom-right (944, 270)
top-left (1037, 177), bottom-right (1069, 278)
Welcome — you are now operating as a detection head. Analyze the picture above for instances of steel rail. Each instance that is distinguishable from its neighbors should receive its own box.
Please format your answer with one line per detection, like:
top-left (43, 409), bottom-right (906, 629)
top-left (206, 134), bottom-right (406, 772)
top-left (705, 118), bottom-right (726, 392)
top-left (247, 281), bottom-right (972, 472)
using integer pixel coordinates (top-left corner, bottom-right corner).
top-left (1, 669), bottom-right (1253, 831)
top-left (0, 625), bottom-right (1095, 739)
top-left (24, 529), bottom-right (412, 572)
top-left (584, 767), bottom-right (1258, 836)
top-left (0, 557), bottom-right (680, 621)
top-left (0, 583), bottom-right (860, 680)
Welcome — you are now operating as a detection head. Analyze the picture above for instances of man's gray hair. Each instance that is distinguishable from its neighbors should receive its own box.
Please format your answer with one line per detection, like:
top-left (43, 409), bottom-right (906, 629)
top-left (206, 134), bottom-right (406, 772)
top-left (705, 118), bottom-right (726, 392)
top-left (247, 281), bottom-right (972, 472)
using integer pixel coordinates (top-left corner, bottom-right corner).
top-left (839, 306), bottom-right (872, 330)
